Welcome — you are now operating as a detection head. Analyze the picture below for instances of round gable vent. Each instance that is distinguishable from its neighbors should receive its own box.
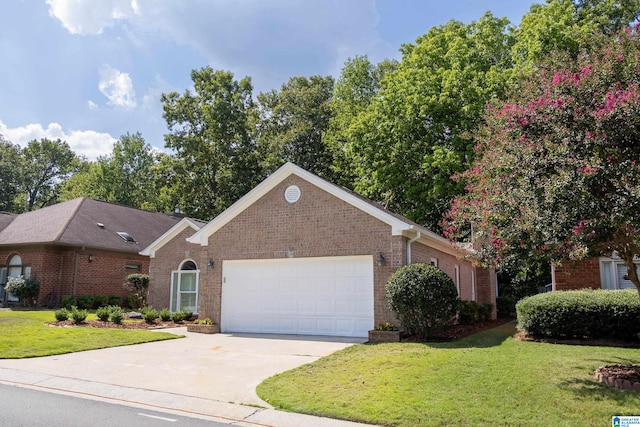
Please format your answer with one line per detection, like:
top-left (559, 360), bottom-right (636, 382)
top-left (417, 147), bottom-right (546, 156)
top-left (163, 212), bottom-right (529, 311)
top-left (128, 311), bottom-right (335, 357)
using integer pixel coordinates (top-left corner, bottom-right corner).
top-left (284, 185), bottom-right (301, 203)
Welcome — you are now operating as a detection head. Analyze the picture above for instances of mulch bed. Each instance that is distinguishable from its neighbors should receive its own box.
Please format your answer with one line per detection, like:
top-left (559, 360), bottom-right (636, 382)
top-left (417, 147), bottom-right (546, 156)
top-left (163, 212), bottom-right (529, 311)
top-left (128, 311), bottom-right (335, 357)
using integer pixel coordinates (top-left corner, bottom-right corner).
top-left (48, 319), bottom-right (193, 329)
top-left (401, 318), bottom-right (514, 342)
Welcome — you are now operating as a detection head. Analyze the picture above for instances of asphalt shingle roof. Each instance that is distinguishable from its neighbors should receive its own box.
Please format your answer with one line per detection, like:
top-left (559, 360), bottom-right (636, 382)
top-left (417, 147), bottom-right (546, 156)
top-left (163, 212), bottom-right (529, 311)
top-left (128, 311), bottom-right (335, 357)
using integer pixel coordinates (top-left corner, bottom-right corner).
top-left (0, 198), bottom-right (182, 253)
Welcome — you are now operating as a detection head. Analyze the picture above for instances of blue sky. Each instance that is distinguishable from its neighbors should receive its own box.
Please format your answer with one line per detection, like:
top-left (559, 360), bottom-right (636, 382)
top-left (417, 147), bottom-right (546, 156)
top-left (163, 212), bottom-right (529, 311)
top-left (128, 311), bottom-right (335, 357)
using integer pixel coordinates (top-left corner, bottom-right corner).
top-left (1, 0), bottom-right (536, 159)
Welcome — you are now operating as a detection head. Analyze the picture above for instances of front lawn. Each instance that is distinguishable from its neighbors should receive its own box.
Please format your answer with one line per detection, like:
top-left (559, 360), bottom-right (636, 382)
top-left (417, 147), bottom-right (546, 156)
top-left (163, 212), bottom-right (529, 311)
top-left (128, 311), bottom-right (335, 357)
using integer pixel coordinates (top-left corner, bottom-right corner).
top-left (257, 322), bottom-right (640, 426)
top-left (0, 310), bottom-right (182, 358)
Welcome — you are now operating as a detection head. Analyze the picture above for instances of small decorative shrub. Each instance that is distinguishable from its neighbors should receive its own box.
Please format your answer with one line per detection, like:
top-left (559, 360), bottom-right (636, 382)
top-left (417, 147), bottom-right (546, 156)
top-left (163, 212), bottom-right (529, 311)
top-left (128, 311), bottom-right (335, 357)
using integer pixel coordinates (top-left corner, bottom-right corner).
top-left (61, 295), bottom-right (76, 309)
top-left (374, 322), bottom-right (398, 331)
top-left (142, 308), bottom-right (159, 323)
top-left (76, 294), bottom-right (94, 310)
top-left (5, 276), bottom-right (40, 306)
top-left (109, 306), bottom-right (124, 324)
top-left (171, 311), bottom-right (185, 323)
top-left (459, 300), bottom-right (480, 324)
top-left (496, 295), bottom-right (518, 318)
top-left (478, 303), bottom-right (493, 322)
top-left (54, 308), bottom-right (69, 321)
top-left (126, 294), bottom-right (138, 309)
top-left (159, 308), bottom-right (172, 321)
top-left (194, 317), bottom-right (215, 325)
top-left (96, 306), bottom-right (110, 321)
top-left (516, 289), bottom-right (640, 340)
top-left (181, 310), bottom-right (194, 321)
top-left (386, 263), bottom-right (460, 338)
top-left (125, 274), bottom-right (150, 308)
top-left (70, 306), bottom-right (88, 324)
top-left (107, 295), bottom-right (122, 307)
top-left (93, 294), bottom-right (109, 309)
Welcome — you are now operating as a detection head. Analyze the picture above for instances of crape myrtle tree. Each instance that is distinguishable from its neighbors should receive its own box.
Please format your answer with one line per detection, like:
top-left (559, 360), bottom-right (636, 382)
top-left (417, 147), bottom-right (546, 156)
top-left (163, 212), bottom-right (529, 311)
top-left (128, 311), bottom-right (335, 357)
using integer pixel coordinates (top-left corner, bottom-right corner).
top-left (443, 27), bottom-right (640, 296)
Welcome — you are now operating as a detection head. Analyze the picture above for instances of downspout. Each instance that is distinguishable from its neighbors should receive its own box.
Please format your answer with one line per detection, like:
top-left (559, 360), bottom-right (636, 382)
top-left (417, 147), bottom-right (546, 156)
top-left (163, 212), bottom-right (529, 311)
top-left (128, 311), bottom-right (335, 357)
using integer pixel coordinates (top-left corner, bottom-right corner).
top-left (406, 231), bottom-right (421, 265)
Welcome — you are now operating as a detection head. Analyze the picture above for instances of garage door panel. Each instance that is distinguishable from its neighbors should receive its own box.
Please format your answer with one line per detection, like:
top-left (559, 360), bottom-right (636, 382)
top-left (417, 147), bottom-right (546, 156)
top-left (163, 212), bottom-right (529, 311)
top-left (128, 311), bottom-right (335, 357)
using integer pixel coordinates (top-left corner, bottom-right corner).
top-left (222, 256), bottom-right (373, 337)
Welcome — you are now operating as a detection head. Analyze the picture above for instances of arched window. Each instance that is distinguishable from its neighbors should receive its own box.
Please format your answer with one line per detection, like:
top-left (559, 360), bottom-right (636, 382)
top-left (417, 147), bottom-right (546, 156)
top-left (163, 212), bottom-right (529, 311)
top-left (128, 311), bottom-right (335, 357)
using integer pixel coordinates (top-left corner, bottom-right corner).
top-left (3, 254), bottom-right (30, 302)
top-left (170, 260), bottom-right (199, 312)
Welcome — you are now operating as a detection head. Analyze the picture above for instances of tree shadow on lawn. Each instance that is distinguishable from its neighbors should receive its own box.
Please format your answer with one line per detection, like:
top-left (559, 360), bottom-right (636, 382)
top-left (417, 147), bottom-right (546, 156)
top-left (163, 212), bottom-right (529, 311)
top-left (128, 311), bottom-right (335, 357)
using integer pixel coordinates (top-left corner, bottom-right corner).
top-left (405, 320), bottom-right (517, 349)
top-left (558, 356), bottom-right (640, 403)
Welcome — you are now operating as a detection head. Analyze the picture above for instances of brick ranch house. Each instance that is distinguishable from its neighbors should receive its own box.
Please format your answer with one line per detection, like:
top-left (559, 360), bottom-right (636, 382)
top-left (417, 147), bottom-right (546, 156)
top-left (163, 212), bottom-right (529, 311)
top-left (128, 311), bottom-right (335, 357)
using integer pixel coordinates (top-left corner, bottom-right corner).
top-left (0, 198), bottom-right (182, 307)
top-left (142, 163), bottom-right (497, 338)
top-left (552, 255), bottom-right (640, 291)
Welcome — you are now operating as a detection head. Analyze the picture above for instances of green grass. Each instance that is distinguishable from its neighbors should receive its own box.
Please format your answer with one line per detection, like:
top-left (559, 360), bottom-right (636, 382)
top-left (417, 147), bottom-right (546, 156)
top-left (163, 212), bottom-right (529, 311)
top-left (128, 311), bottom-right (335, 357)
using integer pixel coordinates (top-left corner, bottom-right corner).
top-left (0, 310), bottom-right (182, 358)
top-left (257, 322), bottom-right (640, 426)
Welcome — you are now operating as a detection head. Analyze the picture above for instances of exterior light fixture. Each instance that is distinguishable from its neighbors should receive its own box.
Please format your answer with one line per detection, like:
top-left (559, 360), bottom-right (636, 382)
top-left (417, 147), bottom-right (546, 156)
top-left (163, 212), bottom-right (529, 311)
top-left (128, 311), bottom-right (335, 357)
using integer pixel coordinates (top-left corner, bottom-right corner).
top-left (207, 259), bottom-right (214, 269)
top-left (88, 254), bottom-right (94, 262)
top-left (377, 252), bottom-right (386, 266)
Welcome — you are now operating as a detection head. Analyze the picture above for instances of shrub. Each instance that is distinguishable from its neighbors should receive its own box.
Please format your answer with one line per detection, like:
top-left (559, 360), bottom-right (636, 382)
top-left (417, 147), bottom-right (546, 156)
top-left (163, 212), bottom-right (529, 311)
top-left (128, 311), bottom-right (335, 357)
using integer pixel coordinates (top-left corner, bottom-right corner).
top-left (108, 295), bottom-right (122, 307)
top-left (142, 308), bottom-right (159, 323)
top-left (126, 294), bottom-right (138, 309)
top-left (93, 294), bottom-right (109, 309)
top-left (181, 310), bottom-right (194, 321)
top-left (109, 306), bottom-right (124, 324)
top-left (125, 274), bottom-right (150, 308)
top-left (459, 300), bottom-right (479, 324)
top-left (96, 306), bottom-right (110, 321)
top-left (61, 295), bottom-right (76, 310)
top-left (496, 295), bottom-right (518, 318)
top-left (478, 303), bottom-right (493, 322)
top-left (159, 308), bottom-right (172, 321)
top-left (516, 289), bottom-right (640, 340)
top-left (171, 311), bottom-right (185, 323)
top-left (70, 306), bottom-right (88, 324)
top-left (5, 276), bottom-right (39, 306)
top-left (76, 294), bottom-right (94, 310)
top-left (54, 308), bottom-right (69, 321)
top-left (386, 263), bottom-right (459, 337)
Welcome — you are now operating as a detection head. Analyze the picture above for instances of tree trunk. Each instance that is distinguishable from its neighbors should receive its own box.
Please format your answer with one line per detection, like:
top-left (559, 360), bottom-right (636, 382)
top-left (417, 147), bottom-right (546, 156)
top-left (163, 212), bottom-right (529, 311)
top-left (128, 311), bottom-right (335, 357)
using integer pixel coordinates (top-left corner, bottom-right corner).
top-left (621, 253), bottom-right (640, 298)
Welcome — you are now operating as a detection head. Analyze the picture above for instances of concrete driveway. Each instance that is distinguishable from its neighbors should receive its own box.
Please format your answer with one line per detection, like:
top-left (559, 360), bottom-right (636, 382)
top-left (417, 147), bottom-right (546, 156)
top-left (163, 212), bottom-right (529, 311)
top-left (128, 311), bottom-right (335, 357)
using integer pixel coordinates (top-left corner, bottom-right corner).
top-left (0, 328), bottom-right (362, 408)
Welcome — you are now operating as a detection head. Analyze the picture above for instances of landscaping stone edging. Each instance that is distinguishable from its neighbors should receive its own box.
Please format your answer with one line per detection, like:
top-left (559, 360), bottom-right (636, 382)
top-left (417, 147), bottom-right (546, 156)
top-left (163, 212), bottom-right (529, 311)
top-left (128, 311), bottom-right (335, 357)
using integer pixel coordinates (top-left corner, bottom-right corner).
top-left (595, 365), bottom-right (640, 392)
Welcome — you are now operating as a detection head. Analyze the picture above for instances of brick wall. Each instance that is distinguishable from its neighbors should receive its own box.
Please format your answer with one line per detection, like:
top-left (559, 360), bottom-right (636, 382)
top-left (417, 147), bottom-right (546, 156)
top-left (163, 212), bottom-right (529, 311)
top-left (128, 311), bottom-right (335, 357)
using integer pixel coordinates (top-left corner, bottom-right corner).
top-left (1, 245), bottom-right (149, 307)
top-left (552, 258), bottom-right (601, 291)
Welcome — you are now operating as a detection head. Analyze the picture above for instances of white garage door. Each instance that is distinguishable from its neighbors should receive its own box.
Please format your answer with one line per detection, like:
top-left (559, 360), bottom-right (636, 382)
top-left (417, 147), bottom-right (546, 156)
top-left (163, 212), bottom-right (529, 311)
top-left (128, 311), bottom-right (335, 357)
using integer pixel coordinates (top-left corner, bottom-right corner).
top-left (221, 256), bottom-right (374, 337)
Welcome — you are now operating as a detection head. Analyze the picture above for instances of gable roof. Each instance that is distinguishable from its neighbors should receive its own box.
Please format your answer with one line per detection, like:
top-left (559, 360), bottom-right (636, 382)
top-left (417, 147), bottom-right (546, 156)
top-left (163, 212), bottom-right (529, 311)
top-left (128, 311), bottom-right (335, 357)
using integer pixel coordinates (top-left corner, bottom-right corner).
top-left (0, 198), bottom-right (182, 254)
top-left (186, 162), bottom-right (466, 258)
top-left (0, 212), bottom-right (17, 232)
top-left (140, 217), bottom-right (205, 258)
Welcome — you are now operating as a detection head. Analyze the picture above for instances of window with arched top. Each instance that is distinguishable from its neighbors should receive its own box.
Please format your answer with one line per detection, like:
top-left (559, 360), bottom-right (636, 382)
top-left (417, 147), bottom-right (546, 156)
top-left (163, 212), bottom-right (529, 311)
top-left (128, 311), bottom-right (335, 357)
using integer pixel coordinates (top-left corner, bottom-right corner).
top-left (170, 260), bottom-right (199, 312)
top-left (2, 254), bottom-right (30, 302)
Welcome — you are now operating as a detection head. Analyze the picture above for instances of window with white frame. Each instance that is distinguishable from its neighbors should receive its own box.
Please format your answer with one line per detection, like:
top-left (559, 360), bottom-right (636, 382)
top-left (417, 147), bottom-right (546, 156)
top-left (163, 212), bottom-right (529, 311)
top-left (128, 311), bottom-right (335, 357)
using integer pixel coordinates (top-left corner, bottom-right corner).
top-left (170, 260), bottom-right (199, 313)
top-left (430, 257), bottom-right (438, 267)
top-left (600, 257), bottom-right (640, 290)
top-left (3, 254), bottom-right (30, 302)
top-left (454, 265), bottom-right (460, 296)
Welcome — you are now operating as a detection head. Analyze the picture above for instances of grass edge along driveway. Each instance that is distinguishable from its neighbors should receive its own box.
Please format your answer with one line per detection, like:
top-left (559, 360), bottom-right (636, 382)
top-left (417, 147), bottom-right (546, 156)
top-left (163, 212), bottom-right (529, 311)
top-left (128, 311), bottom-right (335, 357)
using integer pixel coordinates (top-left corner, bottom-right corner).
top-left (0, 310), bottom-right (182, 359)
top-left (257, 322), bottom-right (640, 427)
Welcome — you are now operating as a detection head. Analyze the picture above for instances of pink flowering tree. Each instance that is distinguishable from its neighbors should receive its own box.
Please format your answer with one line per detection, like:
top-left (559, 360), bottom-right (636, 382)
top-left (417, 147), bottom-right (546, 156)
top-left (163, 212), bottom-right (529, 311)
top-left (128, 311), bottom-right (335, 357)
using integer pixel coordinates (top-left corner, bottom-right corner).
top-left (444, 27), bottom-right (640, 295)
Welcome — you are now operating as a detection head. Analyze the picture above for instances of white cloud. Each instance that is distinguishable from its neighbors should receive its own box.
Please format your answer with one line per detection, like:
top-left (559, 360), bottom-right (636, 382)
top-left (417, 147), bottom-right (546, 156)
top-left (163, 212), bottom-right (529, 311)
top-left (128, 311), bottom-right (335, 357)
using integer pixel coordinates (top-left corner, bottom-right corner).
top-left (98, 65), bottom-right (137, 109)
top-left (46, 0), bottom-right (137, 35)
top-left (0, 120), bottom-right (116, 160)
top-left (87, 100), bottom-right (99, 110)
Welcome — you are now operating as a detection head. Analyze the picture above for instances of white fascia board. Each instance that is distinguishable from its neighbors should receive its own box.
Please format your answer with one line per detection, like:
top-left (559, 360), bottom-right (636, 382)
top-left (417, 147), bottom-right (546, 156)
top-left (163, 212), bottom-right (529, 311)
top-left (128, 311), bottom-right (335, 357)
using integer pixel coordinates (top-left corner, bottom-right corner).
top-left (405, 225), bottom-right (473, 259)
top-left (187, 162), bottom-right (413, 246)
top-left (140, 218), bottom-right (201, 258)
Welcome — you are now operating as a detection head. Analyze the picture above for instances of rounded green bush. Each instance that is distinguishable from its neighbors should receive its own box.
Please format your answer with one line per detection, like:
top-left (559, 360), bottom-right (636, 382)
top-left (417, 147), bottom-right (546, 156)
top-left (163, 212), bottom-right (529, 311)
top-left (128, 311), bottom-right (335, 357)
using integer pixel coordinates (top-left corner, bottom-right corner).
top-left (142, 308), bottom-right (159, 323)
top-left (171, 311), bottom-right (185, 323)
top-left (516, 289), bottom-right (640, 340)
top-left (386, 263), bottom-right (459, 337)
top-left (70, 307), bottom-right (88, 324)
top-left (96, 306), bottom-right (110, 321)
top-left (159, 308), bottom-right (172, 321)
top-left (109, 307), bottom-right (124, 324)
top-left (54, 308), bottom-right (69, 321)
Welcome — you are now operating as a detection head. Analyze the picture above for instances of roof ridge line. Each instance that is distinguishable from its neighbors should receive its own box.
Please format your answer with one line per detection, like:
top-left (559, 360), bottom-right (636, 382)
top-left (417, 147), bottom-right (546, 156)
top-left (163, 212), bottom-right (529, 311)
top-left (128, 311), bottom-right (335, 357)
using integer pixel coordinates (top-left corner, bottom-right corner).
top-left (53, 197), bottom-right (85, 243)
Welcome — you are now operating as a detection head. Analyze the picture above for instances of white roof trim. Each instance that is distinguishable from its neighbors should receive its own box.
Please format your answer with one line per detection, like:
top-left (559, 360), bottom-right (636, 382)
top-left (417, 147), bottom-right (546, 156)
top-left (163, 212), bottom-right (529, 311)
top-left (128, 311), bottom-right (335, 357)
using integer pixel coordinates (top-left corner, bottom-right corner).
top-left (188, 163), bottom-right (413, 246)
top-left (140, 217), bottom-right (202, 258)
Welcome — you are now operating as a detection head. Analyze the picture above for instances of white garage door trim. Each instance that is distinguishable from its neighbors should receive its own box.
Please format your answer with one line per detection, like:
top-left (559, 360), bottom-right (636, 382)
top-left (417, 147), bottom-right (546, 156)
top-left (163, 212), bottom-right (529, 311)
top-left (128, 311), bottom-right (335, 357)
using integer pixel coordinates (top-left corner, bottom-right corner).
top-left (221, 256), bottom-right (374, 337)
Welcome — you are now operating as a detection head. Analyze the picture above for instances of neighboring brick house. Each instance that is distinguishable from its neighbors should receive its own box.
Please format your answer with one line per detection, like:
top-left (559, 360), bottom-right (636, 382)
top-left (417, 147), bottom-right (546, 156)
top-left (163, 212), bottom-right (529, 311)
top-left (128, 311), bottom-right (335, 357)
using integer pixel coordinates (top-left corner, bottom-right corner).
top-left (0, 198), bottom-right (182, 307)
top-left (552, 255), bottom-right (640, 291)
top-left (142, 163), bottom-right (497, 338)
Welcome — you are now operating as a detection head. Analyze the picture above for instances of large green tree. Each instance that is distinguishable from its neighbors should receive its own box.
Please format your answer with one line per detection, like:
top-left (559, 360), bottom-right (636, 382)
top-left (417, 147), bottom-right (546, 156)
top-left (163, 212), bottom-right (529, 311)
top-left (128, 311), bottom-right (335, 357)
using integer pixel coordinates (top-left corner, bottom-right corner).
top-left (162, 67), bottom-right (260, 220)
top-left (20, 138), bottom-right (79, 211)
top-left (345, 13), bottom-right (516, 230)
top-left (255, 75), bottom-right (335, 178)
top-left (0, 137), bottom-right (22, 212)
top-left (444, 27), bottom-right (640, 295)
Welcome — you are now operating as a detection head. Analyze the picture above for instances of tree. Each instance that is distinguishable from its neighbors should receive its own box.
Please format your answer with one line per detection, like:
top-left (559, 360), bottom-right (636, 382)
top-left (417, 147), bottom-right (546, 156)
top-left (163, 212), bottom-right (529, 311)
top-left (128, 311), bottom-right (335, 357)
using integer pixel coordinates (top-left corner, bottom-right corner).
top-left (345, 13), bottom-right (515, 230)
top-left (255, 75), bottom-right (335, 178)
top-left (162, 67), bottom-right (260, 220)
top-left (20, 138), bottom-right (80, 211)
top-left (0, 137), bottom-right (22, 212)
top-left (444, 27), bottom-right (640, 295)
top-left (512, 0), bottom-right (640, 68)
top-left (326, 56), bottom-right (397, 186)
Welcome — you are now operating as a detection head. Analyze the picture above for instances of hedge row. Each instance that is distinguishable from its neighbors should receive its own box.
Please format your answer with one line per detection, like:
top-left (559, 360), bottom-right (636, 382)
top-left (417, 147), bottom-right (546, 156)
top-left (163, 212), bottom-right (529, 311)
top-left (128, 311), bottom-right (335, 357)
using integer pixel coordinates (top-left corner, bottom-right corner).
top-left (516, 289), bottom-right (640, 340)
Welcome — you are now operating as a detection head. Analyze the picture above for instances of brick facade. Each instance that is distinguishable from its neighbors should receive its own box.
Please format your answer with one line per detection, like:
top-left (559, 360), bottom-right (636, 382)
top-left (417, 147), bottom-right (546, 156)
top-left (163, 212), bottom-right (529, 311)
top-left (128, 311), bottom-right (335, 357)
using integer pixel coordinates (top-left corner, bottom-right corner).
top-left (149, 174), bottom-right (497, 328)
top-left (552, 258), bottom-right (601, 291)
top-left (1, 246), bottom-right (148, 307)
